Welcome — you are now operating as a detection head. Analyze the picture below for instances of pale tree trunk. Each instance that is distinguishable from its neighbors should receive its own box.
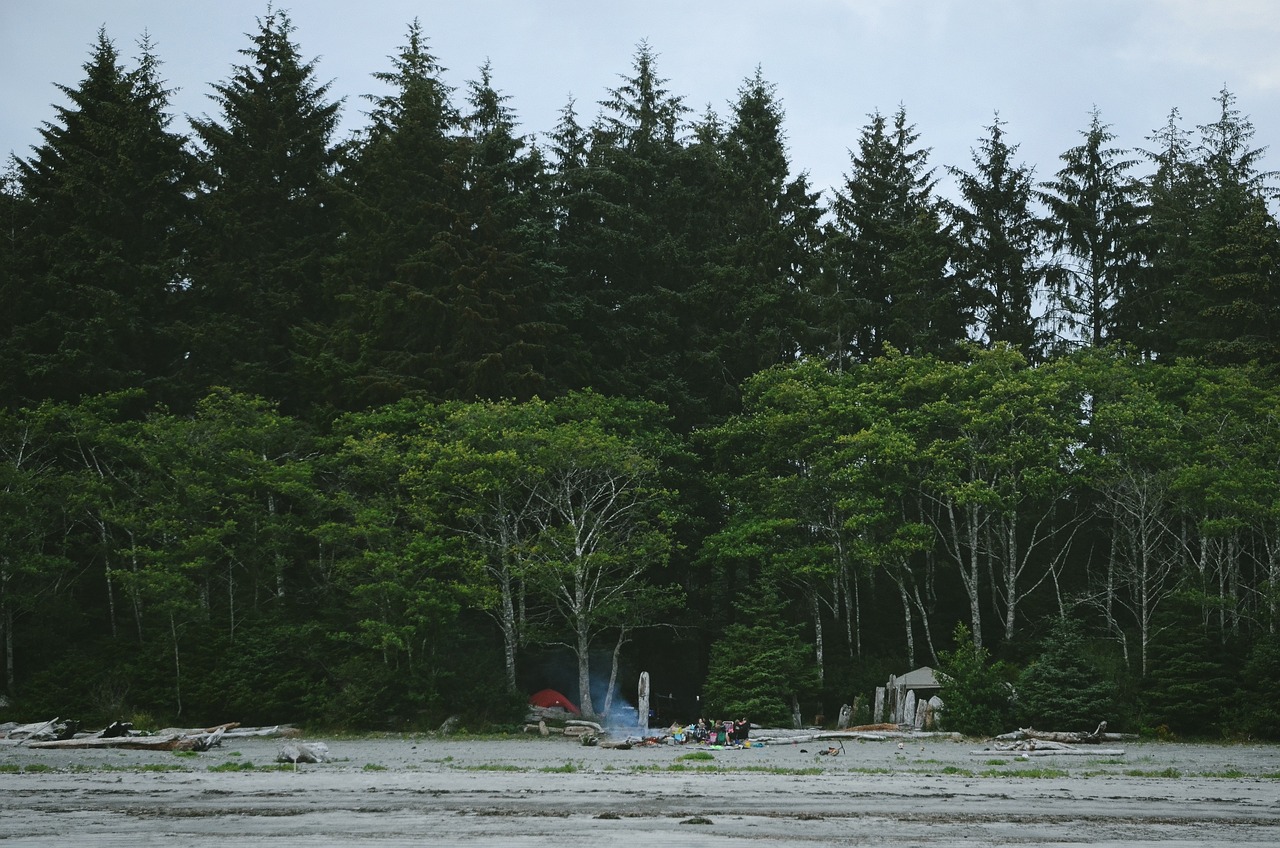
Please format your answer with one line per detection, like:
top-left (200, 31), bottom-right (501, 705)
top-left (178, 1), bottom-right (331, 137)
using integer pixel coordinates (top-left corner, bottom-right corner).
top-left (170, 613), bottom-right (182, 718)
top-left (575, 622), bottom-right (594, 719)
top-left (810, 589), bottom-right (824, 687)
top-left (98, 519), bottom-right (118, 639)
top-left (498, 567), bottom-right (518, 692)
top-left (1267, 531), bottom-right (1280, 634)
top-left (896, 578), bottom-right (915, 667)
top-left (601, 627), bottom-right (629, 722)
top-left (932, 498), bottom-right (985, 650)
top-left (912, 582), bottom-right (938, 665)
top-left (841, 564), bottom-right (861, 658)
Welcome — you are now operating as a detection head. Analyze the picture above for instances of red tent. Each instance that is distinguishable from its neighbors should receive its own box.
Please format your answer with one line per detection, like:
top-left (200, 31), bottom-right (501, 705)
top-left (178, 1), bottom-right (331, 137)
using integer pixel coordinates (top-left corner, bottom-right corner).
top-left (528, 688), bottom-right (580, 714)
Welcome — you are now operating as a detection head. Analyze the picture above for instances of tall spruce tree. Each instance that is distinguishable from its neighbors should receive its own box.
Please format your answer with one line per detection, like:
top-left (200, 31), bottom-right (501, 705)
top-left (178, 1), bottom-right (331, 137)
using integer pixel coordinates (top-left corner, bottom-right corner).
top-left (4, 30), bottom-right (190, 408)
top-left (946, 116), bottom-right (1047, 358)
top-left (1183, 89), bottom-right (1280, 365)
top-left (1133, 108), bottom-right (1199, 359)
top-left (1138, 92), bottom-right (1280, 365)
top-left (183, 8), bottom-right (340, 411)
top-left (689, 70), bottom-right (823, 420)
top-left (319, 19), bottom-right (462, 409)
top-left (442, 61), bottom-right (564, 401)
top-left (1039, 110), bottom-right (1144, 352)
top-left (818, 107), bottom-right (962, 366)
top-left (566, 43), bottom-right (704, 425)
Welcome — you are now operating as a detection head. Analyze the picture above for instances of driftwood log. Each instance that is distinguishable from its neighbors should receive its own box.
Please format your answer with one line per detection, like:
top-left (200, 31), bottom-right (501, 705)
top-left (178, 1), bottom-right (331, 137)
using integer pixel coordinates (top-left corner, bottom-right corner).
top-left (28, 731), bottom-right (221, 752)
top-left (994, 721), bottom-right (1134, 745)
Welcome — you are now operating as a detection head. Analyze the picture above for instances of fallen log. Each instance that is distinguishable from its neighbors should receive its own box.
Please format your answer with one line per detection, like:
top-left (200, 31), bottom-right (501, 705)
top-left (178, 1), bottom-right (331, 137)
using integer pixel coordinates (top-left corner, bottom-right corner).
top-left (993, 727), bottom-right (1135, 744)
top-left (29, 734), bottom-right (191, 751)
top-left (5, 718), bottom-right (60, 743)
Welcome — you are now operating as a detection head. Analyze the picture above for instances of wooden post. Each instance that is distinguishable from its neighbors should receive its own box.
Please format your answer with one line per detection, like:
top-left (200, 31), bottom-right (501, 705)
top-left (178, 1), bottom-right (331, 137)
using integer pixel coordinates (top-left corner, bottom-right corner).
top-left (637, 671), bottom-right (650, 731)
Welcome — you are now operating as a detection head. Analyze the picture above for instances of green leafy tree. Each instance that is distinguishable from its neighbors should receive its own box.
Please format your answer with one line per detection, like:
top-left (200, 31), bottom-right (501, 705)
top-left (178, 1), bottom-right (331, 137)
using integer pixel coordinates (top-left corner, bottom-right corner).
top-left (402, 392), bottom-right (681, 720)
top-left (184, 8), bottom-right (340, 411)
top-left (1016, 616), bottom-right (1115, 730)
top-left (322, 399), bottom-right (476, 723)
top-left (1238, 634), bottom-right (1280, 740)
top-left (935, 621), bottom-right (1015, 736)
top-left (5, 30), bottom-right (190, 407)
top-left (1141, 595), bottom-right (1235, 736)
top-left (702, 361), bottom-right (871, 689)
top-left (702, 582), bottom-right (818, 727)
top-left (0, 404), bottom-right (78, 697)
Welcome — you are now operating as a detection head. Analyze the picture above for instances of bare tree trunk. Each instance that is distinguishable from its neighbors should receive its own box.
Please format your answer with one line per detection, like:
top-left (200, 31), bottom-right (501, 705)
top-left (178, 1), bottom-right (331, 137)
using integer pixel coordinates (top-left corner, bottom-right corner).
top-left (576, 623), bottom-right (594, 720)
top-left (601, 627), bottom-right (628, 722)
top-left (170, 613), bottom-right (182, 718)
top-left (912, 582), bottom-right (938, 665)
top-left (499, 569), bottom-right (518, 692)
top-left (810, 590), bottom-right (825, 687)
top-left (897, 578), bottom-right (915, 667)
top-left (99, 520), bottom-right (118, 639)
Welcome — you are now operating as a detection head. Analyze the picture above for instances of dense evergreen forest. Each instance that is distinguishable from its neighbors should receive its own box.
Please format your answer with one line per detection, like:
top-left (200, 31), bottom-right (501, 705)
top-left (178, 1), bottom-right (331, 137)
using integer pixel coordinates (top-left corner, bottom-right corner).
top-left (2, 10), bottom-right (1279, 737)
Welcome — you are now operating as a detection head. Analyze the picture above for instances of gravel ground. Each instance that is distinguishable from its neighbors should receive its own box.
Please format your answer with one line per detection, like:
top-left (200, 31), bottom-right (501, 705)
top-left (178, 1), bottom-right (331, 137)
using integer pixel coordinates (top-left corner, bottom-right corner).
top-left (2, 732), bottom-right (1278, 846)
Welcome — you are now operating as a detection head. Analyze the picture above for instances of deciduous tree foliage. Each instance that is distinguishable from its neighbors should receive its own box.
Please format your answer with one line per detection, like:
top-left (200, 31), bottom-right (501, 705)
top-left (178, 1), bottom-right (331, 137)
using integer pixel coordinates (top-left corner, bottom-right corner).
top-left (7, 17), bottom-right (1280, 734)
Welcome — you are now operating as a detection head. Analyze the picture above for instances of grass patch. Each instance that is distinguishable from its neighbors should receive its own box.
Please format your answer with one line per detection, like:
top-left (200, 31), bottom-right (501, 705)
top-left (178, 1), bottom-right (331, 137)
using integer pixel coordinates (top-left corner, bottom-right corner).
top-left (453, 763), bottom-right (524, 772)
top-left (980, 767), bottom-right (1068, 778)
top-left (362, 763), bottom-right (388, 771)
top-left (22, 763), bottom-right (53, 773)
top-left (1198, 768), bottom-right (1246, 778)
top-left (1123, 767), bottom-right (1182, 778)
top-left (0, 764), bottom-right (21, 773)
top-left (138, 763), bottom-right (186, 772)
top-left (984, 759), bottom-right (1006, 766)
top-left (540, 761), bottom-right (580, 773)
top-left (940, 766), bottom-right (974, 776)
top-left (208, 761), bottom-right (258, 772)
top-left (678, 751), bottom-right (716, 762)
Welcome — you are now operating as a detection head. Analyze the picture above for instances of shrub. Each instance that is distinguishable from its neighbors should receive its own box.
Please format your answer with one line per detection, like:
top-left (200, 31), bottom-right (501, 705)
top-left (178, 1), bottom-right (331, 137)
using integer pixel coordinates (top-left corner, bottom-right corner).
top-left (936, 622), bottom-right (1015, 736)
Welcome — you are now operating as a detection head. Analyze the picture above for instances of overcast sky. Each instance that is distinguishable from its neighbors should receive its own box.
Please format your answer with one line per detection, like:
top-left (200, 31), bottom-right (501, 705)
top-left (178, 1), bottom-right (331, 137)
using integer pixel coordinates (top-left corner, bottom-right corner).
top-left (5, 1), bottom-right (1280, 201)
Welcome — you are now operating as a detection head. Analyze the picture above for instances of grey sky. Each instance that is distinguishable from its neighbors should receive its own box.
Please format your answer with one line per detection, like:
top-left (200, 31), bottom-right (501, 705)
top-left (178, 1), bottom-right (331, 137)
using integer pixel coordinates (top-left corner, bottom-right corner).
top-left (4, 0), bottom-right (1280, 200)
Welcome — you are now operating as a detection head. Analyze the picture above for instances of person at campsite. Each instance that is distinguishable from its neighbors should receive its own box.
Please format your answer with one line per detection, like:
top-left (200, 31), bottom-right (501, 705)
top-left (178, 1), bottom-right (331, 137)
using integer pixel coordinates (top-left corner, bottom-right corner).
top-left (734, 717), bottom-right (750, 746)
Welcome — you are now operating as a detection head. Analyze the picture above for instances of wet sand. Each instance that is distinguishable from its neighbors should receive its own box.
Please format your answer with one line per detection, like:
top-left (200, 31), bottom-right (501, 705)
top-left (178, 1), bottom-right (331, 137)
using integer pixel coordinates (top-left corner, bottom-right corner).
top-left (2, 733), bottom-right (1278, 846)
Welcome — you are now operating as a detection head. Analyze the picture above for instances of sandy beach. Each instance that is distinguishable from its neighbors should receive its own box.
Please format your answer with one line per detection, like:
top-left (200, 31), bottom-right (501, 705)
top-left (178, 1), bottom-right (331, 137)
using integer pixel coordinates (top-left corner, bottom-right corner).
top-left (2, 731), bottom-right (1278, 846)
